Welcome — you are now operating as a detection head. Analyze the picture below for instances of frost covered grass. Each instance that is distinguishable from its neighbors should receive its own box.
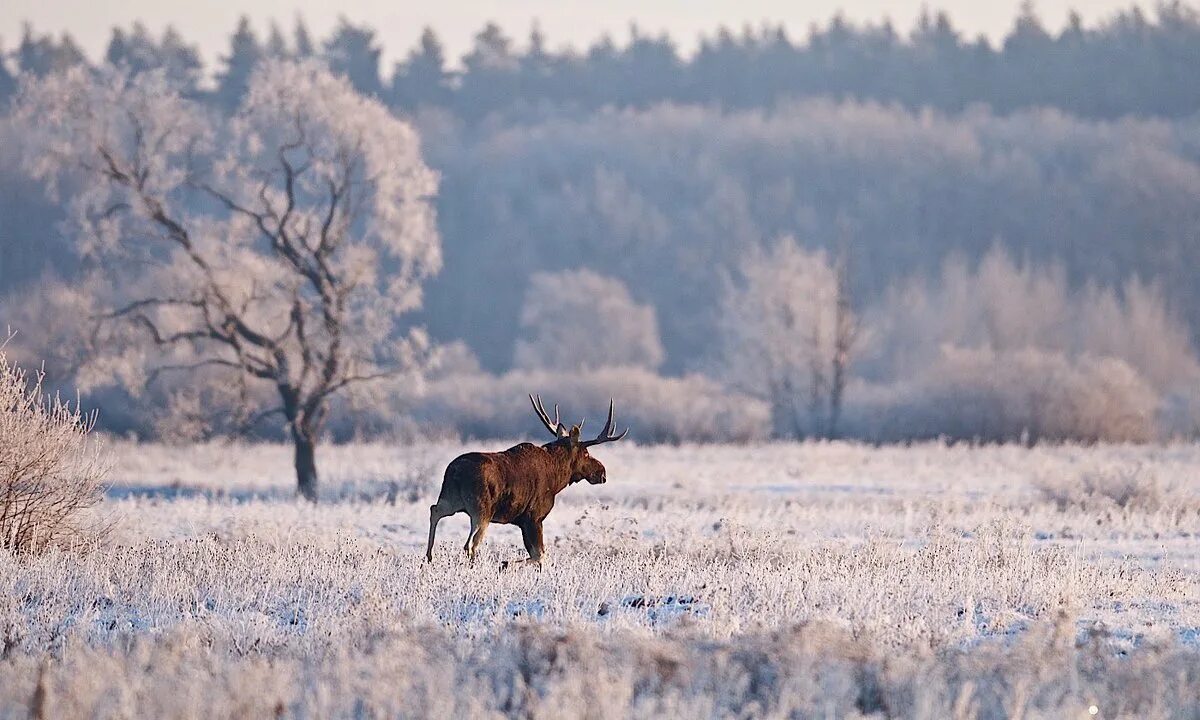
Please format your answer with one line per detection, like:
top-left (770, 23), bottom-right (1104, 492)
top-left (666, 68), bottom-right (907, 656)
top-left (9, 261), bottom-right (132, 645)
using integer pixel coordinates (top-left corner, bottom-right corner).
top-left (3, 440), bottom-right (1200, 718)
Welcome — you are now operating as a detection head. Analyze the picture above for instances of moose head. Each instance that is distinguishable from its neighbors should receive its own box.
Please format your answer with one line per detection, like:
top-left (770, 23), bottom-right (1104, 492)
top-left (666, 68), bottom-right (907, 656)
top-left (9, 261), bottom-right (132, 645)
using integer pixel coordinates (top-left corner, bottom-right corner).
top-left (530, 394), bottom-right (628, 485)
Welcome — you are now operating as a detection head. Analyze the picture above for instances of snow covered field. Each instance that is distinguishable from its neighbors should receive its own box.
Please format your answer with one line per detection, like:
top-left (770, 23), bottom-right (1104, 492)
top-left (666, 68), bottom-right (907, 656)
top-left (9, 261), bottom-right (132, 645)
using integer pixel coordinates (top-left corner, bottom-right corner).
top-left (3, 440), bottom-right (1200, 718)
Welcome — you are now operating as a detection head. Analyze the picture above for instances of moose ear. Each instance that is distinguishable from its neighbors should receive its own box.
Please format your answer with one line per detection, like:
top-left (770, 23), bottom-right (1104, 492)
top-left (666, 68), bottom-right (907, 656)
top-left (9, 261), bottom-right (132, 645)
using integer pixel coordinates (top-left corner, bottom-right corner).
top-left (569, 425), bottom-right (581, 442)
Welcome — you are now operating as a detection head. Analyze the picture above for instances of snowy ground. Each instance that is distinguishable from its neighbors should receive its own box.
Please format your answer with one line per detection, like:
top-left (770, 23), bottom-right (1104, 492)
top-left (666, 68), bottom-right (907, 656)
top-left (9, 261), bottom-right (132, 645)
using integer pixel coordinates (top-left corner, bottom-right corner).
top-left (3, 440), bottom-right (1200, 718)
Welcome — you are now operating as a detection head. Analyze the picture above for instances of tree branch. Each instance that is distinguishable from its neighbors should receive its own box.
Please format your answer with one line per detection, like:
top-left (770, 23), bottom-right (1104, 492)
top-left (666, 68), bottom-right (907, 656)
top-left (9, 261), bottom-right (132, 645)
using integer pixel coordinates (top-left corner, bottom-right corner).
top-left (230, 405), bottom-right (286, 437)
top-left (145, 358), bottom-right (256, 387)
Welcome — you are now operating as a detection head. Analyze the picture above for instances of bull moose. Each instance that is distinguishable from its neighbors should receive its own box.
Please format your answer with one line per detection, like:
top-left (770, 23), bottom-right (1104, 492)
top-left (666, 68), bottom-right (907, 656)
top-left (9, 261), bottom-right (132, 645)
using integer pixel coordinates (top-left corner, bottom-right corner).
top-left (425, 395), bottom-right (628, 567)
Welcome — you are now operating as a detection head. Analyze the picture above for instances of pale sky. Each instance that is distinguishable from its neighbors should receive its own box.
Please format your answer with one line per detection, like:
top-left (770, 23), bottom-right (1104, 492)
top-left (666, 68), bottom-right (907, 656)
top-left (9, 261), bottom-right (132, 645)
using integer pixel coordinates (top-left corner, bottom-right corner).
top-left (3, 0), bottom-right (1165, 72)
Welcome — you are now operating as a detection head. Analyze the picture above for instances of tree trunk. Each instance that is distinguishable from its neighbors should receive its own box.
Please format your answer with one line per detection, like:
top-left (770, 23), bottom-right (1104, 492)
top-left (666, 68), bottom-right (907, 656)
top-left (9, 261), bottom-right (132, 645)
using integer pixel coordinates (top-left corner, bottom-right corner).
top-left (280, 383), bottom-right (321, 502)
top-left (828, 365), bottom-right (844, 440)
top-left (774, 376), bottom-right (804, 440)
top-left (293, 426), bottom-right (319, 502)
top-left (829, 252), bottom-right (857, 440)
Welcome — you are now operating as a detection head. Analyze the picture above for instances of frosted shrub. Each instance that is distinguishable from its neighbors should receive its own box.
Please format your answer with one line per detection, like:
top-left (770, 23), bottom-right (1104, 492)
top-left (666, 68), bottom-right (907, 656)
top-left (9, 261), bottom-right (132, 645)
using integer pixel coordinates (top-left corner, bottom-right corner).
top-left (1034, 466), bottom-right (1196, 515)
top-left (414, 366), bottom-right (771, 442)
top-left (0, 351), bottom-right (107, 553)
top-left (857, 246), bottom-right (1200, 442)
top-left (514, 269), bottom-right (666, 372)
top-left (847, 346), bottom-right (1157, 442)
top-left (713, 237), bottom-right (858, 439)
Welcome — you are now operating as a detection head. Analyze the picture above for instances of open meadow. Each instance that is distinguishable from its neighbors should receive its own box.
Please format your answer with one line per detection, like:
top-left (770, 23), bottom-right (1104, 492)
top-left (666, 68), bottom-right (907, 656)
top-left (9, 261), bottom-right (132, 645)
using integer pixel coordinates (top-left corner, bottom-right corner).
top-left (10, 4), bottom-right (1200, 719)
top-left (2, 439), bottom-right (1200, 718)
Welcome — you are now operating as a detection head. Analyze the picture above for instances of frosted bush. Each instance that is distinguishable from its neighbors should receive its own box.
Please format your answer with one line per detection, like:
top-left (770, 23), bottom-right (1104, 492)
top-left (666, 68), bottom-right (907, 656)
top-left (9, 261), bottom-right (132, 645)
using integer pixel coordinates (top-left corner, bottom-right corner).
top-left (854, 246), bottom-right (1200, 442)
top-left (411, 366), bottom-right (771, 442)
top-left (0, 350), bottom-right (107, 553)
top-left (845, 346), bottom-right (1158, 443)
top-left (1034, 465), bottom-right (1199, 515)
top-left (514, 269), bottom-right (666, 372)
top-left (713, 237), bottom-right (858, 438)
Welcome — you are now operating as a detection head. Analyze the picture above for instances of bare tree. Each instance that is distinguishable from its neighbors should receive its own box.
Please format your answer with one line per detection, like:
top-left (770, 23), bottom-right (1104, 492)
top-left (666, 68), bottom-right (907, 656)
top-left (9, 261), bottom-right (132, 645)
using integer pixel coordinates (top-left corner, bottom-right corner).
top-left (14, 61), bottom-right (441, 500)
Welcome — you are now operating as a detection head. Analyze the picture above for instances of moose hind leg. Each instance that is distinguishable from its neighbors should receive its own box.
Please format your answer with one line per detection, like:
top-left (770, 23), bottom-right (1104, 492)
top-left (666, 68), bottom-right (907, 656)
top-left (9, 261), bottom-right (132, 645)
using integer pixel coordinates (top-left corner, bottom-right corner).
top-left (426, 503), bottom-right (452, 563)
top-left (499, 519), bottom-right (536, 571)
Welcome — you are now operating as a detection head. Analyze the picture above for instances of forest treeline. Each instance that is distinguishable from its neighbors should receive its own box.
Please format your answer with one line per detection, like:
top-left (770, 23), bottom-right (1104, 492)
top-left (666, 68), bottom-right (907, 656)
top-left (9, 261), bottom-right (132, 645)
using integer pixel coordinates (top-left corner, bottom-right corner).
top-left (4, 5), bottom-right (1200, 444)
top-left (4, 4), bottom-right (1200, 118)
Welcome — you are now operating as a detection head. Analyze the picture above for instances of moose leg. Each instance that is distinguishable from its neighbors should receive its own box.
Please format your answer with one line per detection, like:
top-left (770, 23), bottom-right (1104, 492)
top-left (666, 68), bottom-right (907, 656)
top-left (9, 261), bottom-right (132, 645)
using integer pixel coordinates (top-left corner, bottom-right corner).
top-left (463, 513), bottom-right (479, 561)
top-left (528, 521), bottom-right (545, 566)
top-left (425, 503), bottom-right (452, 563)
top-left (468, 514), bottom-right (492, 561)
top-left (501, 520), bottom-right (538, 571)
top-left (520, 519), bottom-right (536, 558)
top-left (509, 520), bottom-right (544, 568)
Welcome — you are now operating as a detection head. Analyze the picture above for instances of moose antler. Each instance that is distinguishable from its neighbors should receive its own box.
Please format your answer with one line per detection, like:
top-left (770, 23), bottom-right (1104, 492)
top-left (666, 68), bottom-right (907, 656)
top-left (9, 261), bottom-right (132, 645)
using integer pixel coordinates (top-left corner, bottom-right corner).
top-left (530, 394), bottom-right (569, 438)
top-left (580, 399), bottom-right (629, 447)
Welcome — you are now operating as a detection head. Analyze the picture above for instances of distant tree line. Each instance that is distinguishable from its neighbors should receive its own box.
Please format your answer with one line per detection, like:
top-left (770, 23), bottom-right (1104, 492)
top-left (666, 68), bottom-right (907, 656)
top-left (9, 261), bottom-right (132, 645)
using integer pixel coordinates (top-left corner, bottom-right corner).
top-left (4, 4), bottom-right (1200, 119)
top-left (419, 101), bottom-right (1200, 375)
top-left (5, 5), bottom-right (1200, 446)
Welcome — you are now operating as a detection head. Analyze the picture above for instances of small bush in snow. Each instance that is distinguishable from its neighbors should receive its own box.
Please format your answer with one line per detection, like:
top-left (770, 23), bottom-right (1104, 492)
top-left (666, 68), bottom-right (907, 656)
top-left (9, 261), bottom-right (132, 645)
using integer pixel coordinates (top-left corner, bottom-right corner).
top-left (1034, 465), bottom-right (1197, 515)
top-left (0, 351), bottom-right (107, 553)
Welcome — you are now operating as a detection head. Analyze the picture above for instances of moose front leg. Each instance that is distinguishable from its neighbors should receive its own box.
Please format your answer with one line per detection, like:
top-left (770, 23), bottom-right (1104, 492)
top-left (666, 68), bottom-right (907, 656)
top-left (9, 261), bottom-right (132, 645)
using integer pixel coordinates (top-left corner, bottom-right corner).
top-left (528, 520), bottom-right (545, 565)
top-left (519, 519), bottom-right (545, 567)
top-left (501, 519), bottom-right (545, 570)
top-left (464, 510), bottom-right (492, 565)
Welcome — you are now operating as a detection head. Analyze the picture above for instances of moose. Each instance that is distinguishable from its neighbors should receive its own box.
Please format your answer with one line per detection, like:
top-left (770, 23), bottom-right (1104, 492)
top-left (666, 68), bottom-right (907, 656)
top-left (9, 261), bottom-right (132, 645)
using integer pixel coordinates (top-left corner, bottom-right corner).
top-left (425, 395), bottom-right (628, 567)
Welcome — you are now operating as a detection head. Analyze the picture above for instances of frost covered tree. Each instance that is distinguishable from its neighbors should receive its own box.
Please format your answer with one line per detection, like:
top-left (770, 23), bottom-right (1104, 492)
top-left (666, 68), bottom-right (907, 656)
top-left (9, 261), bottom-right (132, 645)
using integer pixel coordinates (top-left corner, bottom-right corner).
top-left (862, 246), bottom-right (1200, 441)
top-left (265, 22), bottom-right (290, 59)
top-left (868, 246), bottom-right (1200, 393)
top-left (293, 18), bottom-right (315, 59)
top-left (14, 61), bottom-right (441, 500)
top-left (513, 269), bottom-right (665, 372)
top-left (458, 23), bottom-right (519, 119)
top-left (715, 238), bottom-right (859, 438)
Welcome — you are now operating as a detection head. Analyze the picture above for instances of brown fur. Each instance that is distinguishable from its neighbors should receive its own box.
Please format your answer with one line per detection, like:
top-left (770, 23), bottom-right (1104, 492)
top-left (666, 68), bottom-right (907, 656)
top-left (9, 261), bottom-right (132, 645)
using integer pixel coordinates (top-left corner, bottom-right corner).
top-left (426, 409), bottom-right (620, 567)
